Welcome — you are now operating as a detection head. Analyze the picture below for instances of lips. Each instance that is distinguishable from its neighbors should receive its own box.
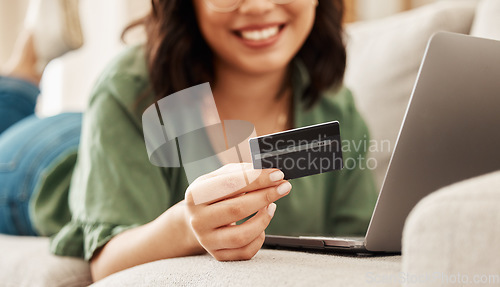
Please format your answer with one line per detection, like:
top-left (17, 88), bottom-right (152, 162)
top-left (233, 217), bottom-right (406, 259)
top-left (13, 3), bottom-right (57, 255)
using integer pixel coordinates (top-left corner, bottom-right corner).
top-left (233, 24), bottom-right (286, 44)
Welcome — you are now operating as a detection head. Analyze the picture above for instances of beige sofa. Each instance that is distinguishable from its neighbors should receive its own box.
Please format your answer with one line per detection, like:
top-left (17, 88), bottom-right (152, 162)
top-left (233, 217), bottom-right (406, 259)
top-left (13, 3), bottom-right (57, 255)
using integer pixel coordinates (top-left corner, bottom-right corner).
top-left (1, 1), bottom-right (499, 286)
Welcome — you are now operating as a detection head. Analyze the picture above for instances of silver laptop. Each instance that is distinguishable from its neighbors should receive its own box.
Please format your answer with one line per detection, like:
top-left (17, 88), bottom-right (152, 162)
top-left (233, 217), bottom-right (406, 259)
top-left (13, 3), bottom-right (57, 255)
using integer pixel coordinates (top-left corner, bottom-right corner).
top-left (264, 32), bottom-right (500, 253)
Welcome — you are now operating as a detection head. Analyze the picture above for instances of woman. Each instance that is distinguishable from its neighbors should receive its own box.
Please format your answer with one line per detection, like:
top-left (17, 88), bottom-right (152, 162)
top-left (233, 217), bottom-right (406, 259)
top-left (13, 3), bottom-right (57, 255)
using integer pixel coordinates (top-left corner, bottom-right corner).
top-left (0, 0), bottom-right (377, 282)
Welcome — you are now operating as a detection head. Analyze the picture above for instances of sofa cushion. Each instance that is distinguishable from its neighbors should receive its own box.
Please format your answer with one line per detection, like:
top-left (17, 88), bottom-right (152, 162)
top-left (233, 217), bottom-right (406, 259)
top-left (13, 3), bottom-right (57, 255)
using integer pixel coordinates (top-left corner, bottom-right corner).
top-left (402, 171), bottom-right (500, 286)
top-left (90, 249), bottom-right (401, 287)
top-left (344, 1), bottom-right (477, 187)
top-left (470, 0), bottom-right (500, 40)
top-left (0, 235), bottom-right (92, 287)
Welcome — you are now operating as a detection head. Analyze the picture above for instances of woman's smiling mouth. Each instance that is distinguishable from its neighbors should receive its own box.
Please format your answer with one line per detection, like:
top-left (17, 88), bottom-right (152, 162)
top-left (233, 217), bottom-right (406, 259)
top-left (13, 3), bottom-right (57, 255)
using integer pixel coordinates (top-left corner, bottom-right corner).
top-left (241, 25), bottom-right (279, 40)
top-left (233, 24), bottom-right (286, 47)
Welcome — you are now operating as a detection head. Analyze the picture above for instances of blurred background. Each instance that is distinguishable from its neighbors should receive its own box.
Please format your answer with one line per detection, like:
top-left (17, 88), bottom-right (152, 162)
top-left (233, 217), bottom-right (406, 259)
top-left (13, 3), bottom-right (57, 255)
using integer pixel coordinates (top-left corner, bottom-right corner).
top-left (0, 0), bottom-right (438, 116)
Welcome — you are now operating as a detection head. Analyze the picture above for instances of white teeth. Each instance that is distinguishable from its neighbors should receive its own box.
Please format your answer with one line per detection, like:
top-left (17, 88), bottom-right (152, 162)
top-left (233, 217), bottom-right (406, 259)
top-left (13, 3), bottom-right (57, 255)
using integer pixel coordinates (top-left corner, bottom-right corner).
top-left (241, 26), bottom-right (279, 41)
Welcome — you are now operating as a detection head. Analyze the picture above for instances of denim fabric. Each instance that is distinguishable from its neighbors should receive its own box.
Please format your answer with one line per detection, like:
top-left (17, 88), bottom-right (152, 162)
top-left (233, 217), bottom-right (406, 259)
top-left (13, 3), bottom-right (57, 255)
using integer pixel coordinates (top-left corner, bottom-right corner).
top-left (0, 76), bottom-right (39, 135)
top-left (0, 76), bottom-right (82, 235)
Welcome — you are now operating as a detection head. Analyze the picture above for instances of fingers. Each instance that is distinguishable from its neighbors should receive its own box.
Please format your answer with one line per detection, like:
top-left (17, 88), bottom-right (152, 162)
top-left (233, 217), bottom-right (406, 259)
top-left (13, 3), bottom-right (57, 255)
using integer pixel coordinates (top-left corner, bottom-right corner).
top-left (186, 164), bottom-right (285, 205)
top-left (195, 181), bottom-right (291, 230)
top-left (193, 162), bottom-right (252, 182)
top-left (211, 231), bottom-right (266, 261)
top-left (205, 203), bottom-right (276, 250)
top-left (184, 163), bottom-right (289, 262)
top-left (202, 162), bottom-right (254, 179)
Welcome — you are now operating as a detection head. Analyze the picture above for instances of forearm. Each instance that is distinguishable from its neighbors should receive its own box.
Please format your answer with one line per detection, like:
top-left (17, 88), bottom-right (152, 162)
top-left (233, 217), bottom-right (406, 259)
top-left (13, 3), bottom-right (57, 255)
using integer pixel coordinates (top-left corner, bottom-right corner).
top-left (90, 200), bottom-right (205, 282)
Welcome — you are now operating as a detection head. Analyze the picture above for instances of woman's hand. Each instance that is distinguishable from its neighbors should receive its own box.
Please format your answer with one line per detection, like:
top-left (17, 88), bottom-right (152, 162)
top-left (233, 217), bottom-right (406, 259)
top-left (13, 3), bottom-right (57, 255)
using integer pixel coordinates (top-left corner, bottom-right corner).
top-left (185, 163), bottom-right (292, 261)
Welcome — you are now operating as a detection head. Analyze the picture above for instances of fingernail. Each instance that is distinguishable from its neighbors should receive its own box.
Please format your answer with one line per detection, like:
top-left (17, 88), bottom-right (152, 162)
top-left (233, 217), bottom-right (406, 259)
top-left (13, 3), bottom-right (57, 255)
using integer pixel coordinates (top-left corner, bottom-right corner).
top-left (276, 181), bottom-right (292, 195)
top-left (269, 170), bottom-right (284, 182)
top-left (267, 203), bottom-right (277, 217)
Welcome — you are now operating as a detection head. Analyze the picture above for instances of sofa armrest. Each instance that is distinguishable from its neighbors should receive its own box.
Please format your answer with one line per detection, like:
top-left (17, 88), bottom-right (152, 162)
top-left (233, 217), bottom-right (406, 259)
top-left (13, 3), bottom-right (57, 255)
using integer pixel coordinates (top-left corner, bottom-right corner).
top-left (0, 235), bottom-right (92, 287)
top-left (90, 249), bottom-right (401, 287)
top-left (402, 171), bottom-right (500, 286)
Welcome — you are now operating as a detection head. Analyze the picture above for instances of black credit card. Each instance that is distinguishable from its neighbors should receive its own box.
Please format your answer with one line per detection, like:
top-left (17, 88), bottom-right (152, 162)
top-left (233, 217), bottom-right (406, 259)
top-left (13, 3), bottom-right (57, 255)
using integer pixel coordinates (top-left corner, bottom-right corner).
top-left (249, 121), bottom-right (343, 179)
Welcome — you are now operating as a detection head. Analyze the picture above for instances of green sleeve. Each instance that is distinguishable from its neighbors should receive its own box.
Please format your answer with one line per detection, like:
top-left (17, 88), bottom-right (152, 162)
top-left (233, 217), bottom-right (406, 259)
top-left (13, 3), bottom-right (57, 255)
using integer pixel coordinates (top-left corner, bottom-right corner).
top-left (326, 89), bottom-right (378, 236)
top-left (49, 71), bottom-right (172, 260)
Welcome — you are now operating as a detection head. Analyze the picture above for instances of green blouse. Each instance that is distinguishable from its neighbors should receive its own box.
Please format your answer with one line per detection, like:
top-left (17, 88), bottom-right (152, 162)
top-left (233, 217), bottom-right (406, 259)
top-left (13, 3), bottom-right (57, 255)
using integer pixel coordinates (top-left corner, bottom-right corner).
top-left (30, 45), bottom-right (377, 261)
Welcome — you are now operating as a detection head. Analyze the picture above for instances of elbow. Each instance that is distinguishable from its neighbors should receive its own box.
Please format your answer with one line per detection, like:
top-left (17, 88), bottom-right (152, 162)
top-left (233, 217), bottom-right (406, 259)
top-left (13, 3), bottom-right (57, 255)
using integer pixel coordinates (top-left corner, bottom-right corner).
top-left (89, 261), bottom-right (100, 283)
top-left (89, 248), bottom-right (107, 282)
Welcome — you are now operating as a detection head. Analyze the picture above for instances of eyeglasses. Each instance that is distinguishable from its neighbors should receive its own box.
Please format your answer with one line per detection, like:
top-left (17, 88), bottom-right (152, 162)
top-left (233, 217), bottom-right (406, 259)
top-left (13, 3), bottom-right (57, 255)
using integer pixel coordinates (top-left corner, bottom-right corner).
top-left (204, 0), bottom-right (297, 13)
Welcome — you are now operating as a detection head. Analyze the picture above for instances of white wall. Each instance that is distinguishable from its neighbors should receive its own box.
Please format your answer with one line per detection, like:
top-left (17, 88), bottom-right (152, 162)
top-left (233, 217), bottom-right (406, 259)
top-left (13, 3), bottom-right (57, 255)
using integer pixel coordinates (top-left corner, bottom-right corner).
top-left (357, 0), bottom-right (442, 20)
top-left (412, 0), bottom-right (439, 7)
top-left (358, 0), bottom-right (406, 20)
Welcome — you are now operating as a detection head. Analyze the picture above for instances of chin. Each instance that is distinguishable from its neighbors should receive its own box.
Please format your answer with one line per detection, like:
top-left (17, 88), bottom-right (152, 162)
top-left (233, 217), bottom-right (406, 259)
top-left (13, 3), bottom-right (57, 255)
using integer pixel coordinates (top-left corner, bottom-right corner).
top-left (236, 56), bottom-right (292, 75)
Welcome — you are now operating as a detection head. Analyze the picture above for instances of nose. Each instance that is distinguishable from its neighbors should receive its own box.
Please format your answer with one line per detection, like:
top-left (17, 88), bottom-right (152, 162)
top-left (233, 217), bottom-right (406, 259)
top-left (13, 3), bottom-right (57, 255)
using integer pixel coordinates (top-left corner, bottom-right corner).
top-left (238, 0), bottom-right (275, 15)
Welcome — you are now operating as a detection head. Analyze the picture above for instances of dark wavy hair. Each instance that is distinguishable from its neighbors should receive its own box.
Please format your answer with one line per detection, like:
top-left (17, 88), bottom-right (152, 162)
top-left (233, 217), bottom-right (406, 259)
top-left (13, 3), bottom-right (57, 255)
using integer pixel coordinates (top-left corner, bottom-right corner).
top-left (126, 0), bottom-right (346, 109)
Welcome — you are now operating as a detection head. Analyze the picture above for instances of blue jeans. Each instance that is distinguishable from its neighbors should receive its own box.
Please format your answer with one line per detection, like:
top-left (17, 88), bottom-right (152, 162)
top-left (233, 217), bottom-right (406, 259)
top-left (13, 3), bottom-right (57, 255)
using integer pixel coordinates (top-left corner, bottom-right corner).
top-left (0, 76), bottom-right (82, 236)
